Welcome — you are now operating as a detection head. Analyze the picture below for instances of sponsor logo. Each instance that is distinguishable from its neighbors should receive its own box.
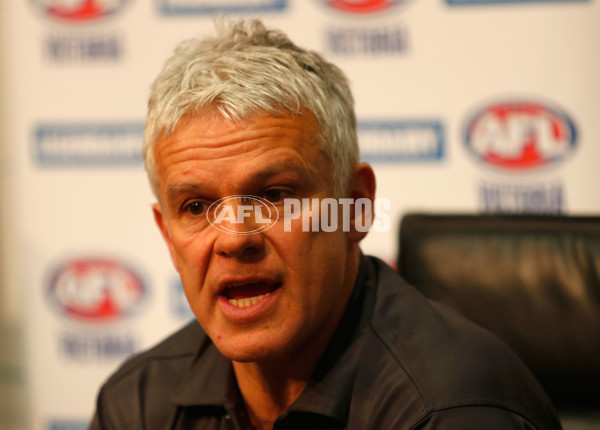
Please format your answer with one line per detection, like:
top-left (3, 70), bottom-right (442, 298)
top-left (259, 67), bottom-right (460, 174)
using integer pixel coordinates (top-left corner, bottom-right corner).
top-left (31, 2), bottom-right (128, 62)
top-left (156, 0), bottom-right (287, 15)
top-left (44, 31), bottom-right (122, 61)
top-left (30, 0), bottom-right (130, 23)
top-left (171, 278), bottom-right (195, 320)
top-left (47, 420), bottom-right (89, 430)
top-left (447, 0), bottom-right (586, 5)
top-left (59, 330), bottom-right (138, 360)
top-left (321, 0), bottom-right (405, 14)
top-left (479, 179), bottom-right (565, 214)
top-left (358, 120), bottom-right (444, 162)
top-left (465, 100), bottom-right (576, 172)
top-left (326, 25), bottom-right (408, 55)
top-left (319, 2), bottom-right (411, 56)
top-left (47, 257), bottom-right (147, 322)
top-left (33, 122), bottom-right (144, 166)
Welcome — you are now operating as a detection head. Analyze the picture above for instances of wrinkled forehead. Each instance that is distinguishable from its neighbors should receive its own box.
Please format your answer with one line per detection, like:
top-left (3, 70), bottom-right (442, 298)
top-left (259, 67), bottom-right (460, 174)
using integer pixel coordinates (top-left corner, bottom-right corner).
top-left (154, 108), bottom-right (329, 169)
top-left (157, 107), bottom-right (328, 156)
top-left (152, 110), bottom-right (337, 204)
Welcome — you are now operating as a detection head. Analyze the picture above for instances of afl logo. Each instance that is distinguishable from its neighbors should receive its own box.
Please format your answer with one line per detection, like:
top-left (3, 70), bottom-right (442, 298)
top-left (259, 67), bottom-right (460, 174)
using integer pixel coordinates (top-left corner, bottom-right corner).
top-left (47, 258), bottom-right (146, 322)
top-left (321, 0), bottom-right (404, 14)
top-left (30, 0), bottom-right (130, 23)
top-left (465, 100), bottom-right (577, 171)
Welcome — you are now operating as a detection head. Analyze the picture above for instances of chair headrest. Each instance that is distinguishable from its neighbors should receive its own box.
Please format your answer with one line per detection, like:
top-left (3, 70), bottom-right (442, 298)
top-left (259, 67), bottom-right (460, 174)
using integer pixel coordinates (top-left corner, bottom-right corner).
top-left (398, 214), bottom-right (600, 409)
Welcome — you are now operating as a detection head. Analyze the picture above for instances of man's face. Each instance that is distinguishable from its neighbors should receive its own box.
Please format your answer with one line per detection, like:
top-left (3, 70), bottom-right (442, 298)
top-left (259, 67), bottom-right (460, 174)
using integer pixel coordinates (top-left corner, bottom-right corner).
top-left (152, 111), bottom-right (361, 363)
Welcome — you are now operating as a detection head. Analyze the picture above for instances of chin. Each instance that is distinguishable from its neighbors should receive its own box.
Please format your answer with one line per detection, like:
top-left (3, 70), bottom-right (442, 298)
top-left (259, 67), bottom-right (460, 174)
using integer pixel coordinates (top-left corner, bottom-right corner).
top-left (219, 344), bottom-right (280, 363)
top-left (213, 333), bottom-right (292, 364)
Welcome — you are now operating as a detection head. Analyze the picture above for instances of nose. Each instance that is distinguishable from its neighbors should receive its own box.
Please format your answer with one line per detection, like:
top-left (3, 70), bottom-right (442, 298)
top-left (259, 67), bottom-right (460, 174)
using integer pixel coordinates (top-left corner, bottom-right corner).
top-left (213, 228), bottom-right (266, 260)
top-left (209, 198), bottom-right (271, 260)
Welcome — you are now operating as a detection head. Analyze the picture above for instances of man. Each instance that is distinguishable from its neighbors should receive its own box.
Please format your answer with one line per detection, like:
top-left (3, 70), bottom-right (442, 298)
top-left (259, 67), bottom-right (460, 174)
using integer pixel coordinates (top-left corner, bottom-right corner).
top-left (91, 19), bottom-right (562, 429)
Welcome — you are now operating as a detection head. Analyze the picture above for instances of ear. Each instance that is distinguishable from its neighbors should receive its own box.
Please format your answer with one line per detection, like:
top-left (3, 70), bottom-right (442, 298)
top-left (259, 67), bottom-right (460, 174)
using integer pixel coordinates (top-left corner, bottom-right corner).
top-left (346, 163), bottom-right (376, 243)
top-left (152, 203), bottom-right (180, 272)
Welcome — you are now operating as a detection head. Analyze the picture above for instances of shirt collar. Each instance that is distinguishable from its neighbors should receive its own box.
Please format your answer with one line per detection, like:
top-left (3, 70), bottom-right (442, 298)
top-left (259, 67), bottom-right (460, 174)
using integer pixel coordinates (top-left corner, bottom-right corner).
top-left (171, 253), bottom-right (377, 426)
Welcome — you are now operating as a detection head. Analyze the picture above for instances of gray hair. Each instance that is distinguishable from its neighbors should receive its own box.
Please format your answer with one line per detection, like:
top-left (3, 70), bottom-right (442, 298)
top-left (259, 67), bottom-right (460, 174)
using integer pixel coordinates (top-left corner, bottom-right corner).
top-left (143, 18), bottom-right (358, 197)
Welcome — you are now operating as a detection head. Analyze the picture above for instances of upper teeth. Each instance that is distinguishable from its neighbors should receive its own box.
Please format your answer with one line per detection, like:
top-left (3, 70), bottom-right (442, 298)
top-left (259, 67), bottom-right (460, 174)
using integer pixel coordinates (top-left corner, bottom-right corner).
top-left (228, 293), bottom-right (270, 308)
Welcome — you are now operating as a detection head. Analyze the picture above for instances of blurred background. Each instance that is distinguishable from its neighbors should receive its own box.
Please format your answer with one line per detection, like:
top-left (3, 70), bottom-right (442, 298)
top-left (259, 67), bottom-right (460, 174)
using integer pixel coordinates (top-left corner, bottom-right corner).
top-left (0, 1), bottom-right (599, 429)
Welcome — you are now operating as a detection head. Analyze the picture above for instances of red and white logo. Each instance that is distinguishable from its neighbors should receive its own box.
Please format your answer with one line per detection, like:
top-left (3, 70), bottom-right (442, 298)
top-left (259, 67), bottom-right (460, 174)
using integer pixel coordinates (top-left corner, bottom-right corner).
top-left (47, 257), bottom-right (146, 322)
top-left (465, 100), bottom-right (577, 171)
top-left (321, 0), bottom-right (404, 14)
top-left (31, 0), bottom-right (129, 23)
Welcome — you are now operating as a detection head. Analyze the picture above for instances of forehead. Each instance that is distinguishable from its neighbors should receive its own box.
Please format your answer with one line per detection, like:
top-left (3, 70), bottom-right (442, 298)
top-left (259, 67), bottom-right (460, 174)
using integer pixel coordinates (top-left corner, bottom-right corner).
top-left (153, 110), bottom-right (331, 193)
top-left (157, 109), bottom-right (321, 156)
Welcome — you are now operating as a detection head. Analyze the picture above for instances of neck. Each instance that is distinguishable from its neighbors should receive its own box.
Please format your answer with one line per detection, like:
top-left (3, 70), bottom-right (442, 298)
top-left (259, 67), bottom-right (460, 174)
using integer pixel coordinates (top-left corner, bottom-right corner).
top-left (233, 359), bottom-right (314, 430)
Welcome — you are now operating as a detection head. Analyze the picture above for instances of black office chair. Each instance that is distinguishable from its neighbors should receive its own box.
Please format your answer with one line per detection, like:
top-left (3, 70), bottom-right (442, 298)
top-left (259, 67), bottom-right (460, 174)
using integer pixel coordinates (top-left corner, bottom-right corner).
top-left (397, 214), bottom-right (600, 427)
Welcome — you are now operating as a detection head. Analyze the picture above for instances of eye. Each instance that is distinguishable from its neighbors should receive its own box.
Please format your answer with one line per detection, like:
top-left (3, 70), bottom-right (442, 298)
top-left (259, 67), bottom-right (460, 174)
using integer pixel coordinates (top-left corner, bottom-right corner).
top-left (183, 200), bottom-right (207, 216)
top-left (262, 188), bottom-right (287, 203)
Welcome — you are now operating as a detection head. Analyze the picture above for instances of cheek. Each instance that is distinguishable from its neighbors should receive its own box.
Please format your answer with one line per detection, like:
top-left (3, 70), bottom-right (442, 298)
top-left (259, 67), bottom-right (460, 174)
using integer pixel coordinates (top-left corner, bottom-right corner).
top-left (309, 233), bottom-right (349, 287)
top-left (170, 230), bottom-right (213, 285)
top-left (278, 230), bottom-right (347, 295)
top-left (172, 225), bottom-right (209, 258)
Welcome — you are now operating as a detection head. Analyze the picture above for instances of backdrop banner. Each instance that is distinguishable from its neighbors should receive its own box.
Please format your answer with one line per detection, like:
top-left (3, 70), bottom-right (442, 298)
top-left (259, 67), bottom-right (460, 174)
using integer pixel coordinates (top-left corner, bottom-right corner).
top-left (1, 0), bottom-right (598, 428)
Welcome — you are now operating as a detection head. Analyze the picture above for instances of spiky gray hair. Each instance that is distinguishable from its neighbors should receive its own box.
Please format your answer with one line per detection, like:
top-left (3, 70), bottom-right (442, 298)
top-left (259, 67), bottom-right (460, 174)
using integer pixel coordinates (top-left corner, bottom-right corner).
top-left (143, 18), bottom-right (358, 197)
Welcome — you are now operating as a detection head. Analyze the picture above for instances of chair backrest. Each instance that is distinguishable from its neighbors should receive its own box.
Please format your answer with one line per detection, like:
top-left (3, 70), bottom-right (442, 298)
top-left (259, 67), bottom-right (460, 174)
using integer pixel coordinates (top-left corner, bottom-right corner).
top-left (398, 214), bottom-right (600, 410)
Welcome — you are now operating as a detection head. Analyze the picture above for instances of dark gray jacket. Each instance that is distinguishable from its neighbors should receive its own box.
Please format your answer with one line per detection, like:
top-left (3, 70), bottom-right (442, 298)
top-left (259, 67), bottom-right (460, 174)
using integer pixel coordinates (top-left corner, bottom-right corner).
top-left (91, 255), bottom-right (562, 429)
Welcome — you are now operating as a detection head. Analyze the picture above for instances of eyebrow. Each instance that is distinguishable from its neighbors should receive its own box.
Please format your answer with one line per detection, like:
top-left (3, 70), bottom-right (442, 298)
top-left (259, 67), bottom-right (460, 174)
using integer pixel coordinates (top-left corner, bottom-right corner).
top-left (164, 183), bottom-right (205, 209)
top-left (164, 159), bottom-right (316, 205)
top-left (248, 160), bottom-right (313, 183)
top-left (167, 183), bottom-right (203, 198)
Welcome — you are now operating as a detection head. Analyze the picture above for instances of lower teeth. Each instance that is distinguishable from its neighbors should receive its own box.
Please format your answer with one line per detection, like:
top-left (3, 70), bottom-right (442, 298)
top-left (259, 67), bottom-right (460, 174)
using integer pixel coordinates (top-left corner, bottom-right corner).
top-left (228, 293), bottom-right (270, 308)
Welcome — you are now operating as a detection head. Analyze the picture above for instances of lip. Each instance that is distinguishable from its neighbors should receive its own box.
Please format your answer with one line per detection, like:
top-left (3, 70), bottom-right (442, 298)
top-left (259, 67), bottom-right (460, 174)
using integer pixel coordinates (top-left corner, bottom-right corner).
top-left (216, 275), bottom-right (281, 295)
top-left (218, 287), bottom-right (281, 322)
top-left (216, 276), bottom-right (282, 322)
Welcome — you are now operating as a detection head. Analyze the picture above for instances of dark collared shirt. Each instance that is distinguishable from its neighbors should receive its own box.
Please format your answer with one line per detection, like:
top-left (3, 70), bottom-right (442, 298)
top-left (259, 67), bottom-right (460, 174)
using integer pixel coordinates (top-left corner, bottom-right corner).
top-left (91, 255), bottom-right (562, 429)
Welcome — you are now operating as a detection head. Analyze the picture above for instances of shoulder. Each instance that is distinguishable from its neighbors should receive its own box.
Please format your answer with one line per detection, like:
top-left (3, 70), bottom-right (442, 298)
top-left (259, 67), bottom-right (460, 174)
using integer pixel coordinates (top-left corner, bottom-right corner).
top-left (103, 320), bottom-right (206, 389)
top-left (353, 256), bottom-right (561, 430)
top-left (92, 321), bottom-right (208, 428)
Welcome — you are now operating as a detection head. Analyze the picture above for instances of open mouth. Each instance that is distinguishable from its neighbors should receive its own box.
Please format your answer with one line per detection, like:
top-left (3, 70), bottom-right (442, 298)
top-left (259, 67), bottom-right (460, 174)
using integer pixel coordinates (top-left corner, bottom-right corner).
top-left (223, 281), bottom-right (281, 308)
